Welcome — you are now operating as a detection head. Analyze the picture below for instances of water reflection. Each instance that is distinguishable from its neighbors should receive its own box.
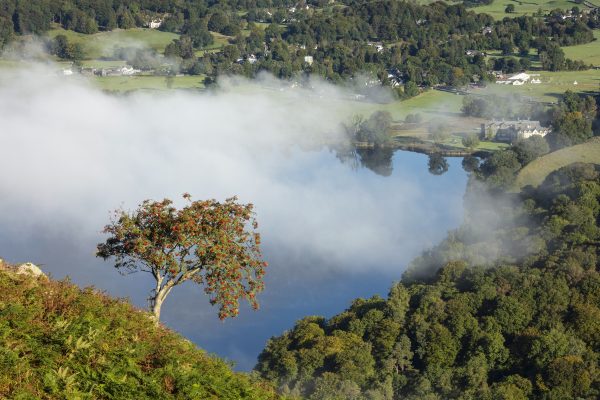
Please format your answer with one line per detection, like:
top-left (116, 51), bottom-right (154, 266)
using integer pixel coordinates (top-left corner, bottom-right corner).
top-left (462, 155), bottom-right (480, 172)
top-left (356, 147), bottom-right (395, 177)
top-left (334, 146), bottom-right (395, 177)
top-left (428, 153), bottom-right (449, 175)
top-left (336, 146), bottom-right (459, 178)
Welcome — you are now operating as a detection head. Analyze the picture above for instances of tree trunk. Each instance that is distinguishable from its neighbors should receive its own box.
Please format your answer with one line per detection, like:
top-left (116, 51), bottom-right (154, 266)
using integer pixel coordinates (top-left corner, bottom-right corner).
top-left (149, 280), bottom-right (173, 325)
top-left (151, 296), bottom-right (164, 324)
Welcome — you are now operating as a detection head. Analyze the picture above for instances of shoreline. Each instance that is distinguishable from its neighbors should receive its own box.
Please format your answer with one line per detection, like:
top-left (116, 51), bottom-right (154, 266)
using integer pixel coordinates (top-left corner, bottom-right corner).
top-left (356, 140), bottom-right (493, 158)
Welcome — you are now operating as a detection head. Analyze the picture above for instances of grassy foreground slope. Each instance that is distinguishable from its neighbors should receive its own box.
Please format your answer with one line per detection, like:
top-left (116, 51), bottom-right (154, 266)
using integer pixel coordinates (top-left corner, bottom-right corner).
top-left (514, 137), bottom-right (600, 189)
top-left (0, 262), bottom-right (280, 400)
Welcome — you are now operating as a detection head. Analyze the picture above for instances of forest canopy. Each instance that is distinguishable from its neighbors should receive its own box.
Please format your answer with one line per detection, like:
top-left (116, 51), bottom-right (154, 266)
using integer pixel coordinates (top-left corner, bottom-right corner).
top-left (256, 161), bottom-right (600, 399)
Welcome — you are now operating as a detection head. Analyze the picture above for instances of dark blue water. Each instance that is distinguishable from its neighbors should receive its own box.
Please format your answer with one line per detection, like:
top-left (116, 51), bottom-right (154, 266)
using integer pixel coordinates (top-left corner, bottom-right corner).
top-left (0, 149), bottom-right (468, 371)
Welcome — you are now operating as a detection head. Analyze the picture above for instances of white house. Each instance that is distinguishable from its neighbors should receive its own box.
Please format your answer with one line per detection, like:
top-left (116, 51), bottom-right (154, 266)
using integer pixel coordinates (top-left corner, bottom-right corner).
top-left (304, 55), bottom-right (314, 65)
top-left (367, 42), bottom-right (384, 53)
top-left (531, 78), bottom-right (541, 84)
top-left (147, 19), bottom-right (163, 29)
top-left (121, 66), bottom-right (139, 76)
top-left (508, 72), bottom-right (530, 82)
top-left (483, 120), bottom-right (551, 143)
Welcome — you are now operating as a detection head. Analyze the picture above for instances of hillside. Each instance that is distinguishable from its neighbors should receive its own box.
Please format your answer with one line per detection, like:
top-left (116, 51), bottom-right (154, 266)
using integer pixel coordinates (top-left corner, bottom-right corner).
top-left (256, 163), bottom-right (600, 399)
top-left (514, 136), bottom-right (600, 190)
top-left (0, 261), bottom-right (281, 400)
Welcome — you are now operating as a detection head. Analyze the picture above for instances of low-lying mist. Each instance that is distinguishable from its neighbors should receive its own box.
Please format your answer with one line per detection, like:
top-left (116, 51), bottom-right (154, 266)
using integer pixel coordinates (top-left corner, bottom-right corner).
top-left (0, 64), bottom-right (469, 369)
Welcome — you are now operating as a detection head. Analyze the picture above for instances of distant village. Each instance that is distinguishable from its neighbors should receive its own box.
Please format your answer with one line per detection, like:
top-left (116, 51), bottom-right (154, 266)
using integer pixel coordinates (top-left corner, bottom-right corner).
top-left (54, 9), bottom-right (567, 146)
top-left (61, 65), bottom-right (147, 78)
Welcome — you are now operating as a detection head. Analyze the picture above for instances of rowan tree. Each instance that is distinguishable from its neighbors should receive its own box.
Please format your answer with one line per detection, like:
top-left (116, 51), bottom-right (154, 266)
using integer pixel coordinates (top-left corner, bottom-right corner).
top-left (97, 194), bottom-right (267, 323)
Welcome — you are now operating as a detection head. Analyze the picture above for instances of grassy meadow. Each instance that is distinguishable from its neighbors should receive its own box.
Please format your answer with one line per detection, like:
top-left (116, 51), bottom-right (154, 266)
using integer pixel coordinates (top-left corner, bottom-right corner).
top-left (514, 136), bottom-right (600, 189)
top-left (483, 69), bottom-right (600, 102)
top-left (337, 89), bottom-right (466, 121)
top-left (94, 74), bottom-right (206, 91)
top-left (47, 27), bottom-right (179, 59)
top-left (563, 31), bottom-right (600, 66)
top-left (471, 0), bottom-right (595, 20)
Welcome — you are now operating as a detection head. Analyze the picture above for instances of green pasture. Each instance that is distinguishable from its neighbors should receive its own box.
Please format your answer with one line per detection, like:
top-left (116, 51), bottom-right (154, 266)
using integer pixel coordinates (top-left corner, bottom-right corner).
top-left (93, 74), bottom-right (206, 91)
top-left (475, 141), bottom-right (510, 150)
top-left (485, 48), bottom-right (543, 69)
top-left (472, 0), bottom-right (594, 20)
top-left (194, 31), bottom-right (232, 56)
top-left (354, 89), bottom-right (466, 121)
top-left (204, 31), bottom-right (232, 49)
top-left (485, 69), bottom-right (600, 102)
top-left (514, 136), bottom-right (600, 189)
top-left (47, 28), bottom-right (179, 59)
top-left (80, 60), bottom-right (127, 68)
top-left (563, 31), bottom-right (600, 66)
top-left (45, 27), bottom-right (233, 65)
top-left (0, 59), bottom-right (23, 69)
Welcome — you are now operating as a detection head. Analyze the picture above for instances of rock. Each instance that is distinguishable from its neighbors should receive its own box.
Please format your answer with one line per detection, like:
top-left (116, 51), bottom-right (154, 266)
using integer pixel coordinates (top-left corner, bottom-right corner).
top-left (16, 262), bottom-right (47, 279)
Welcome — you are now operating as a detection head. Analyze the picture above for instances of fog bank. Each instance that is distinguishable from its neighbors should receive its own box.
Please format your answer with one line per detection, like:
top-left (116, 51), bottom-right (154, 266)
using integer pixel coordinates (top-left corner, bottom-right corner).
top-left (0, 65), bottom-right (468, 369)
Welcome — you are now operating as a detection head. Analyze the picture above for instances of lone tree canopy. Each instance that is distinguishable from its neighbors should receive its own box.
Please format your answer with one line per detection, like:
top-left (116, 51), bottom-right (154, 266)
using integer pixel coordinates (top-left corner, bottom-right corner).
top-left (97, 194), bottom-right (267, 323)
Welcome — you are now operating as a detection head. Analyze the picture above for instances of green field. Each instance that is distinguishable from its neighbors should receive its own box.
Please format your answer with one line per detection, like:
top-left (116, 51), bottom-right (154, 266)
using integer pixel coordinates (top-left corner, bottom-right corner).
top-left (514, 136), bottom-right (600, 189)
top-left (46, 27), bottom-right (234, 62)
top-left (80, 59), bottom-right (127, 68)
top-left (485, 48), bottom-right (543, 69)
top-left (563, 31), bottom-right (600, 66)
top-left (485, 69), bottom-right (600, 102)
top-left (338, 89), bottom-right (466, 121)
top-left (47, 27), bottom-right (179, 59)
top-left (472, 0), bottom-right (594, 20)
top-left (93, 74), bottom-right (206, 91)
top-left (205, 31), bottom-right (232, 49)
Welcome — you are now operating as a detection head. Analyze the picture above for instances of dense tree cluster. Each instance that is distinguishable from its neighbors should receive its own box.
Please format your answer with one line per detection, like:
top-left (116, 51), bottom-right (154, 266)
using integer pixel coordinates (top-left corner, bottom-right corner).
top-left (256, 162), bottom-right (600, 400)
top-left (548, 90), bottom-right (598, 149)
top-left (48, 34), bottom-right (83, 61)
top-left (1, 1), bottom-right (596, 89)
top-left (344, 111), bottom-right (393, 146)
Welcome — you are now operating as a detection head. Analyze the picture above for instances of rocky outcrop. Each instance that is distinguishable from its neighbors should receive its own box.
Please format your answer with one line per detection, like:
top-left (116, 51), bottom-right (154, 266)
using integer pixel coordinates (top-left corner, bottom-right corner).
top-left (0, 258), bottom-right (47, 279)
top-left (16, 262), bottom-right (46, 278)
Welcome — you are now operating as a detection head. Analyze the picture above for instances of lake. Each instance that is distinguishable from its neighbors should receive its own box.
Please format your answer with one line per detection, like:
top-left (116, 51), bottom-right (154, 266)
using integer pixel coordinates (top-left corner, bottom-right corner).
top-left (0, 73), bottom-right (469, 370)
top-left (0, 146), bottom-right (468, 370)
top-left (182, 149), bottom-right (470, 370)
